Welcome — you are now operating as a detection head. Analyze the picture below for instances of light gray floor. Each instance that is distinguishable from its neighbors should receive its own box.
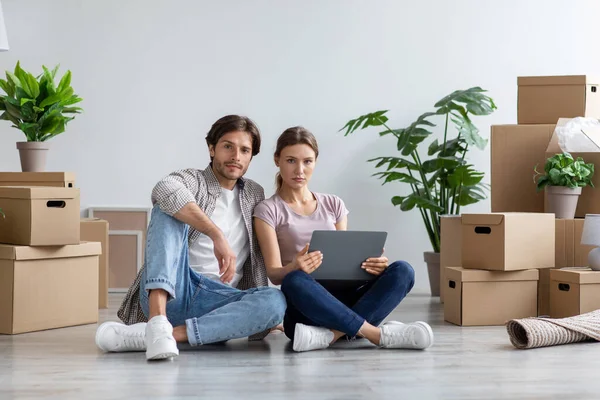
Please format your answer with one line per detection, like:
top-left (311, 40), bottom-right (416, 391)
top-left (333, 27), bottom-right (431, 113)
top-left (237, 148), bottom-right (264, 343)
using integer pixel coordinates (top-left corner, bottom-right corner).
top-left (2, 291), bottom-right (600, 400)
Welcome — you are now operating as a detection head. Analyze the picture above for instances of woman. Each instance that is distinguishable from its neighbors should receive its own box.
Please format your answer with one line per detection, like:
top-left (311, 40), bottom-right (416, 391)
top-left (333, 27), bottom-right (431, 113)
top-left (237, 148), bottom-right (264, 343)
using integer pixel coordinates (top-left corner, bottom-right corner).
top-left (253, 126), bottom-right (434, 352)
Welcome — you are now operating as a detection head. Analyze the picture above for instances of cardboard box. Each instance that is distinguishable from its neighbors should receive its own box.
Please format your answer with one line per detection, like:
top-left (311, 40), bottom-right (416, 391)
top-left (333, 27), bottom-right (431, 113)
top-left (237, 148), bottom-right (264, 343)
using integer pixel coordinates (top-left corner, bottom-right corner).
top-left (0, 241), bottom-right (101, 334)
top-left (491, 124), bottom-right (555, 213)
top-left (538, 268), bottom-right (553, 316)
top-left (81, 218), bottom-right (109, 309)
top-left (518, 75), bottom-right (600, 124)
top-left (462, 213), bottom-right (555, 271)
top-left (550, 269), bottom-right (600, 318)
top-left (545, 118), bottom-right (600, 218)
top-left (444, 267), bottom-right (538, 326)
top-left (0, 172), bottom-right (75, 188)
top-left (440, 215), bottom-right (462, 304)
top-left (0, 186), bottom-right (80, 246)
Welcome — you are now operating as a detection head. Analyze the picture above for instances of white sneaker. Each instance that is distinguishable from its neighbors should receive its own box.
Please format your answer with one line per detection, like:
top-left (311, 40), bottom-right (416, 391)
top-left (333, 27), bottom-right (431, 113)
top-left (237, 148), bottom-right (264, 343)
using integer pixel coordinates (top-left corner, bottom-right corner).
top-left (293, 323), bottom-right (334, 352)
top-left (379, 321), bottom-right (434, 350)
top-left (95, 321), bottom-right (146, 352)
top-left (145, 315), bottom-right (179, 360)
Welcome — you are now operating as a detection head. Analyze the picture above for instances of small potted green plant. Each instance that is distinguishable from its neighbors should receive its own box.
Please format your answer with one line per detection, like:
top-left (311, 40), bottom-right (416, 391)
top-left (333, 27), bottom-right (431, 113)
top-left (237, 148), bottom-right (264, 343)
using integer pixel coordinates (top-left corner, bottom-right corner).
top-left (534, 152), bottom-right (595, 219)
top-left (0, 61), bottom-right (83, 172)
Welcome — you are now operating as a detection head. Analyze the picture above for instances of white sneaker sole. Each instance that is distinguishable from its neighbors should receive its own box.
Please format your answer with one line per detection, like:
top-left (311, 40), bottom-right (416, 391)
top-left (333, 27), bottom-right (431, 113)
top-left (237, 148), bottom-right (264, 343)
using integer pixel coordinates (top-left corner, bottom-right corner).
top-left (384, 321), bottom-right (434, 349)
top-left (146, 342), bottom-right (179, 361)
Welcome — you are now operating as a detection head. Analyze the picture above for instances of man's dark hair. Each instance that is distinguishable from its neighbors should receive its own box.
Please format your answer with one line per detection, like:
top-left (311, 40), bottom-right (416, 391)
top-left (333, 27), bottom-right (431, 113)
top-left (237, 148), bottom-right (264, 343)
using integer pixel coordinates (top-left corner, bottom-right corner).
top-left (205, 115), bottom-right (261, 160)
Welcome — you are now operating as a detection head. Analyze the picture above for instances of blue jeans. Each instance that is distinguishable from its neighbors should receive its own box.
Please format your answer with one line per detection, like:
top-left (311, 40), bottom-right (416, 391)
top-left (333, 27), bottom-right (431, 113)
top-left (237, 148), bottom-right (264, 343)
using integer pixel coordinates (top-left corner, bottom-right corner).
top-left (139, 205), bottom-right (286, 346)
top-left (280, 261), bottom-right (415, 340)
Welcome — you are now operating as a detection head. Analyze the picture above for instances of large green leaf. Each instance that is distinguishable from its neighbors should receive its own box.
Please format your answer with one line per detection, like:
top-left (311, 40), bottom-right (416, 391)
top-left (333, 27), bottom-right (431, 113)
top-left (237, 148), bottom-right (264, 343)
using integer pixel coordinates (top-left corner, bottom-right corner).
top-left (57, 70), bottom-right (71, 93)
top-left (61, 95), bottom-right (83, 106)
top-left (435, 87), bottom-right (496, 117)
top-left (391, 196), bottom-right (405, 206)
top-left (368, 156), bottom-right (419, 171)
top-left (451, 113), bottom-right (487, 150)
top-left (4, 100), bottom-right (22, 120)
top-left (422, 156), bottom-right (462, 173)
top-left (458, 184), bottom-right (488, 206)
top-left (0, 110), bottom-right (19, 126)
top-left (400, 193), bottom-right (444, 212)
top-left (373, 171), bottom-right (420, 185)
top-left (446, 164), bottom-right (484, 188)
top-left (0, 79), bottom-right (13, 97)
top-left (339, 110), bottom-right (389, 135)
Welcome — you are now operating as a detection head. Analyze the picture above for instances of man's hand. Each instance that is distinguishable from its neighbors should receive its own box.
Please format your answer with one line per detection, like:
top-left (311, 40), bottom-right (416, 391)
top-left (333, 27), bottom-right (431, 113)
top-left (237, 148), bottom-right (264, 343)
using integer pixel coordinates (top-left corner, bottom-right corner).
top-left (213, 235), bottom-right (237, 284)
top-left (362, 248), bottom-right (388, 276)
top-left (291, 244), bottom-right (323, 274)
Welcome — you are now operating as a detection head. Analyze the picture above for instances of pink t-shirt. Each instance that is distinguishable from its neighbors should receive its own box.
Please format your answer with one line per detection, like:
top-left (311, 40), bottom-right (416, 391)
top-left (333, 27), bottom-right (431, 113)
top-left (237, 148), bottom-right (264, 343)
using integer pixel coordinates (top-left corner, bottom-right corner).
top-left (253, 192), bottom-right (349, 266)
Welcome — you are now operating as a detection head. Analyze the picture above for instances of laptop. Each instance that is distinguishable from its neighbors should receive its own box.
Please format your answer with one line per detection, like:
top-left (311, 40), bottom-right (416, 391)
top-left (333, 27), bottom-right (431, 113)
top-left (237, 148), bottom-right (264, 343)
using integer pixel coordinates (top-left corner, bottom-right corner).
top-left (307, 230), bottom-right (388, 281)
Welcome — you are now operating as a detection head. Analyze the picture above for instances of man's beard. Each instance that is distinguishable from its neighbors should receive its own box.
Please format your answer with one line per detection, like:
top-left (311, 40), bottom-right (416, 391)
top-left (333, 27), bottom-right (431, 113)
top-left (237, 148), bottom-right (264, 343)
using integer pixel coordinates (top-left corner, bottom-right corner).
top-left (214, 160), bottom-right (245, 180)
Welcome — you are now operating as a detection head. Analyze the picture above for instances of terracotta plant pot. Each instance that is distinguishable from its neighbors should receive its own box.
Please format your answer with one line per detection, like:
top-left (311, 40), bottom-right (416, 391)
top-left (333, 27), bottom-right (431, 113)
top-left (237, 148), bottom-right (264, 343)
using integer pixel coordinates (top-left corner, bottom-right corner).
top-left (424, 251), bottom-right (440, 297)
top-left (16, 141), bottom-right (50, 172)
top-left (545, 186), bottom-right (582, 219)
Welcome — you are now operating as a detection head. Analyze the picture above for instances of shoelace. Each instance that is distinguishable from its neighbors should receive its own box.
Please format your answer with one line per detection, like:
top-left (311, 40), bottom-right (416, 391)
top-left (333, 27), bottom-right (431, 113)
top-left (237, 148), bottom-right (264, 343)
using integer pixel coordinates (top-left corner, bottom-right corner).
top-left (384, 325), bottom-right (416, 346)
top-left (118, 329), bottom-right (145, 349)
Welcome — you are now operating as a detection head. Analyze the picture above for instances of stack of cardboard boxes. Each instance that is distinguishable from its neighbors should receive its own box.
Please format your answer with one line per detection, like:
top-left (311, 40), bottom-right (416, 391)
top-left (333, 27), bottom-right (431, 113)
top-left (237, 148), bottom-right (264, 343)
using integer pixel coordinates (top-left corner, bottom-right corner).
top-left (0, 172), bottom-right (109, 335)
top-left (442, 75), bottom-right (600, 325)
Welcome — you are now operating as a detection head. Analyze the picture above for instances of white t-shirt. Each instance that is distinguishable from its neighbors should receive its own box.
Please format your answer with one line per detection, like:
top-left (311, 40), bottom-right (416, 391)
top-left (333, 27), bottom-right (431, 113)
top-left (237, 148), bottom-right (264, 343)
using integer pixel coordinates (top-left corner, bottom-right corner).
top-left (188, 185), bottom-right (250, 287)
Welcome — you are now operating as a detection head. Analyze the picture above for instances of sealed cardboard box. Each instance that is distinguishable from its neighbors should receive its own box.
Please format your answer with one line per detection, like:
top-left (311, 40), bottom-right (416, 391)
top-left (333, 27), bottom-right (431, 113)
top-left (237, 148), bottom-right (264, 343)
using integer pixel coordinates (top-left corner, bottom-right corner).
top-left (462, 213), bottom-right (555, 271)
top-left (0, 241), bottom-right (101, 334)
top-left (491, 124), bottom-right (555, 213)
top-left (518, 75), bottom-right (600, 124)
top-left (0, 172), bottom-right (75, 188)
top-left (545, 118), bottom-right (600, 218)
top-left (81, 218), bottom-right (109, 309)
top-left (444, 267), bottom-right (538, 326)
top-left (440, 215), bottom-right (462, 303)
top-left (0, 186), bottom-right (80, 246)
top-left (550, 269), bottom-right (600, 318)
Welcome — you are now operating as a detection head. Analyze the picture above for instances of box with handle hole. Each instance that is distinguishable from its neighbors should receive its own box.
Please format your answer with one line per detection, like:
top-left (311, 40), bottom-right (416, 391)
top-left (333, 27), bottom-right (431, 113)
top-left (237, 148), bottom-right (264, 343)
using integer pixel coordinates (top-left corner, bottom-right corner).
top-left (461, 212), bottom-right (555, 271)
top-left (0, 186), bottom-right (80, 246)
top-left (444, 267), bottom-right (539, 326)
top-left (549, 268), bottom-right (600, 318)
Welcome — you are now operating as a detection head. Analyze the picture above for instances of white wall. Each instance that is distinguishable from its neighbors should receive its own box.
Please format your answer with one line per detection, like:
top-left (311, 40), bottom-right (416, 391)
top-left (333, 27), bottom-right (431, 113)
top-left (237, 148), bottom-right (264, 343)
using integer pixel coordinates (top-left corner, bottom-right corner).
top-left (1, 0), bottom-right (599, 292)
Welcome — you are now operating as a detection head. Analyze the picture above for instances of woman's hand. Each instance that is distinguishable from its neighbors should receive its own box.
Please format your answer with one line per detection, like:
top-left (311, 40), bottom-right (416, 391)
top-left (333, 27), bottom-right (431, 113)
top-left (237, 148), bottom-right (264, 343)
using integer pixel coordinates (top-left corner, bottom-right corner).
top-left (291, 244), bottom-right (323, 274)
top-left (361, 250), bottom-right (388, 276)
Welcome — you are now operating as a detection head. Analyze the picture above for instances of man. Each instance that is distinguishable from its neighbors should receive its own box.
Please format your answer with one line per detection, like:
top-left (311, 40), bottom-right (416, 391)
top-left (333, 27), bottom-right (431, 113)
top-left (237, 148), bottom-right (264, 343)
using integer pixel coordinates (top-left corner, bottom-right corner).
top-left (95, 115), bottom-right (287, 360)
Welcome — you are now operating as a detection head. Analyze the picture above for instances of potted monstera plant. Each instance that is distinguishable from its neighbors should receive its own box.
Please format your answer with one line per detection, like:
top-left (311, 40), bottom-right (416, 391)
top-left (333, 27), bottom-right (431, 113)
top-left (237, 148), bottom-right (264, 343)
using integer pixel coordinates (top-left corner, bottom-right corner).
top-left (534, 152), bottom-right (594, 219)
top-left (0, 61), bottom-right (83, 172)
top-left (340, 87), bottom-right (496, 296)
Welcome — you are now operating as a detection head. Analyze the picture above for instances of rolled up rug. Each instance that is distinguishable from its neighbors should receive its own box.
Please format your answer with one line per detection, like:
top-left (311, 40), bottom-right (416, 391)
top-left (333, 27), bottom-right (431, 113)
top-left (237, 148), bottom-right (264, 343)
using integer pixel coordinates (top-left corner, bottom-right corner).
top-left (506, 309), bottom-right (600, 349)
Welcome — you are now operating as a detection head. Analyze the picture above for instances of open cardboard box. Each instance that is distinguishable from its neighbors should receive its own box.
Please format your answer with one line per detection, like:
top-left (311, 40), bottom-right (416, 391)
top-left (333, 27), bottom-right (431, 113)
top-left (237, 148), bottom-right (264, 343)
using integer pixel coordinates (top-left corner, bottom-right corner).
top-left (545, 118), bottom-right (600, 218)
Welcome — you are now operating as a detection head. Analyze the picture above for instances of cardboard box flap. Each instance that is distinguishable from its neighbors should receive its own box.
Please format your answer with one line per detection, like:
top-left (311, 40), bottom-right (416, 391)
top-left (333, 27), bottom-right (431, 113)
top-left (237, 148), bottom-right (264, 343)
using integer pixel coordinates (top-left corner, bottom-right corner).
top-left (461, 213), bottom-right (504, 226)
top-left (518, 75), bottom-right (599, 86)
top-left (0, 186), bottom-right (79, 200)
top-left (546, 118), bottom-right (600, 153)
top-left (551, 268), bottom-right (600, 284)
top-left (0, 242), bottom-right (101, 261)
top-left (0, 172), bottom-right (75, 183)
top-left (446, 266), bottom-right (538, 283)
